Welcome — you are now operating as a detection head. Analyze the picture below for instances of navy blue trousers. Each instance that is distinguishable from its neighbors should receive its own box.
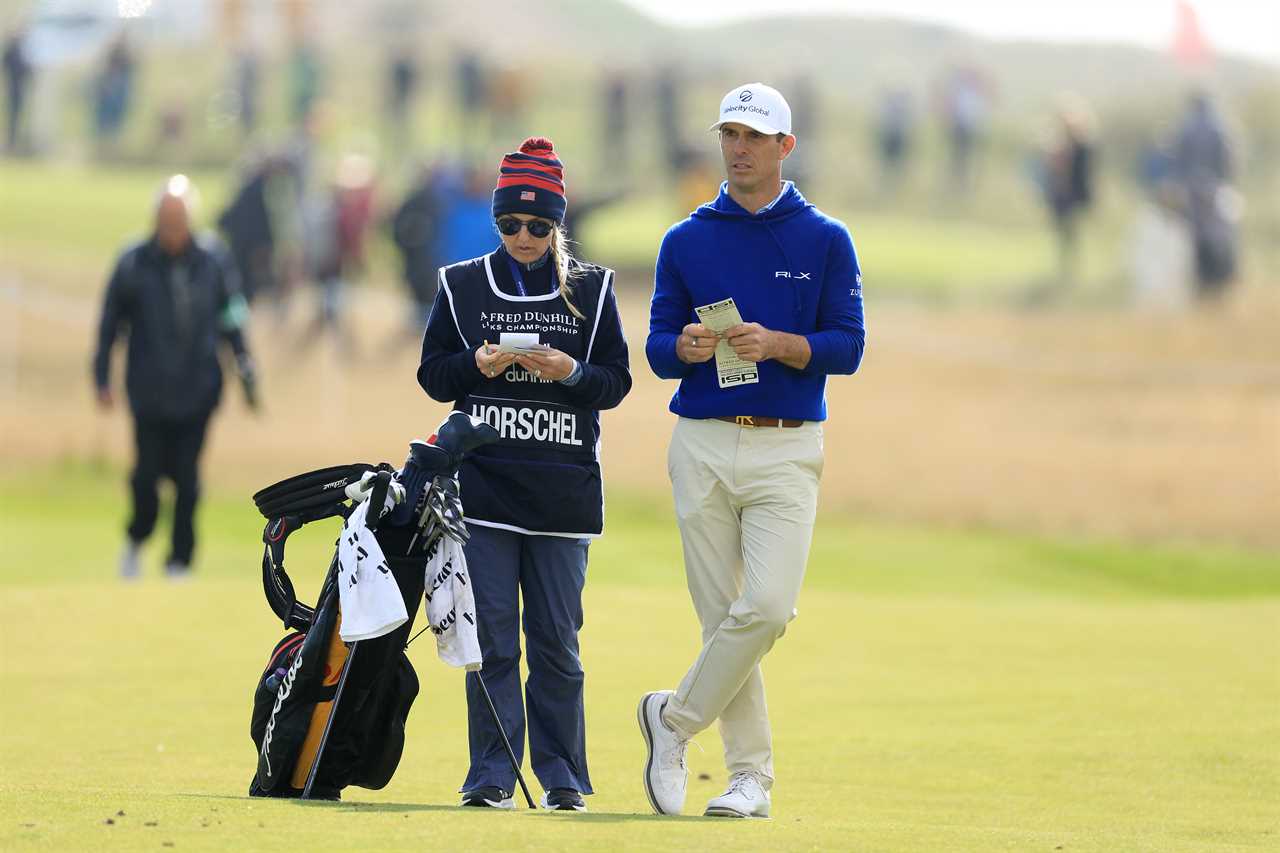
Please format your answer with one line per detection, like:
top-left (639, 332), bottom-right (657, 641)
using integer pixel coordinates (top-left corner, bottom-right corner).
top-left (461, 524), bottom-right (592, 795)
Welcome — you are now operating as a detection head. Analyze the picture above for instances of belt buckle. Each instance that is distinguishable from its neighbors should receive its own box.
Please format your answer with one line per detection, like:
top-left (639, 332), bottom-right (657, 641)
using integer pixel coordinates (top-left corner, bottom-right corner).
top-left (735, 415), bottom-right (756, 428)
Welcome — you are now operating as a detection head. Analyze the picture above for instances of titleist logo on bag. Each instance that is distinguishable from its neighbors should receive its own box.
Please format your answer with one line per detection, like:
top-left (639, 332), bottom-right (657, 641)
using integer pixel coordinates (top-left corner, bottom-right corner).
top-left (260, 649), bottom-right (305, 779)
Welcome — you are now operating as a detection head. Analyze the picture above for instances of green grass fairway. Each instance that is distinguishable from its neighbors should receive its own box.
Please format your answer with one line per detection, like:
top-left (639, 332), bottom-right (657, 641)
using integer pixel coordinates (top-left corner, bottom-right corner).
top-left (1, 465), bottom-right (1276, 852)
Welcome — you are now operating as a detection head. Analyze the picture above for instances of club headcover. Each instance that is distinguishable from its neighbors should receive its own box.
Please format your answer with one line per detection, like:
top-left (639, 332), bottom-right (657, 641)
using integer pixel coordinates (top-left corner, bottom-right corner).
top-left (389, 439), bottom-right (444, 527)
top-left (389, 413), bottom-right (498, 530)
top-left (433, 411), bottom-right (500, 466)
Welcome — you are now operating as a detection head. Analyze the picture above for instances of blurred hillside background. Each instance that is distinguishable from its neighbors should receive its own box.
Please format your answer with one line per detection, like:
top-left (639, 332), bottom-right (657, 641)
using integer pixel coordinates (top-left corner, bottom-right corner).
top-left (1, 0), bottom-right (1277, 550)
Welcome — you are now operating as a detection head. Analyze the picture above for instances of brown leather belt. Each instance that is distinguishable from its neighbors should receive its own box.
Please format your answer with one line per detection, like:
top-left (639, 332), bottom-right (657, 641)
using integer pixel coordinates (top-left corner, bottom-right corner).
top-left (713, 415), bottom-right (805, 428)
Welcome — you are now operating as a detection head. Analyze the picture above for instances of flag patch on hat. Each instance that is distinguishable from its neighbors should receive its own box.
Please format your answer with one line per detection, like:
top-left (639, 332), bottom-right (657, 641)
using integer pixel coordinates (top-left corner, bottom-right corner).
top-left (521, 190), bottom-right (536, 201)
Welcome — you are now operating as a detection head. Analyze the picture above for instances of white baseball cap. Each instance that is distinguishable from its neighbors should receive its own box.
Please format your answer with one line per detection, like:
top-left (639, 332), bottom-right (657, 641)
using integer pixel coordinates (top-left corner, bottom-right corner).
top-left (709, 82), bottom-right (792, 136)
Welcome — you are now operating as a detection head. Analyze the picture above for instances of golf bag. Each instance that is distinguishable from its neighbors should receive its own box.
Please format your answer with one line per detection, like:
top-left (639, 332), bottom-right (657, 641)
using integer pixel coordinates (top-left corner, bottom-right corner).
top-left (247, 413), bottom-right (498, 800)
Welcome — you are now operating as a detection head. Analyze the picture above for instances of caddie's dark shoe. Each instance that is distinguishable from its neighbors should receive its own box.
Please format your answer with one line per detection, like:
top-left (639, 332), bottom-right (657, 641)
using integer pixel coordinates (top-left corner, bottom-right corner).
top-left (541, 788), bottom-right (587, 811)
top-left (460, 786), bottom-right (514, 809)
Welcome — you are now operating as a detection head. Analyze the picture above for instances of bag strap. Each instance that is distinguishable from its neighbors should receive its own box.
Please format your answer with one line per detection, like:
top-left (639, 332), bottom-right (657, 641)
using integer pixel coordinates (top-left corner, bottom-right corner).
top-left (261, 508), bottom-right (343, 631)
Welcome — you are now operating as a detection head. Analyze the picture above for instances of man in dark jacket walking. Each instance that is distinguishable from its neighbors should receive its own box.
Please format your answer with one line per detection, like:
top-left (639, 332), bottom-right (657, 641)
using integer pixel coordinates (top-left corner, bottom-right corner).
top-left (93, 176), bottom-right (258, 579)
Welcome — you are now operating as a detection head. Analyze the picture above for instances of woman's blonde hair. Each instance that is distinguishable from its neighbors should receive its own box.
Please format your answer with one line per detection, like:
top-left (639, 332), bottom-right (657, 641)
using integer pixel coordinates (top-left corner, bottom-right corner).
top-left (550, 224), bottom-right (586, 320)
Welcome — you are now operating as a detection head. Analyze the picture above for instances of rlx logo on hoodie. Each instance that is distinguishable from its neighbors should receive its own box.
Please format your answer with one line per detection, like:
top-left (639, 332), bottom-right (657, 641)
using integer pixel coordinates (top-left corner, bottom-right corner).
top-left (774, 271), bottom-right (811, 279)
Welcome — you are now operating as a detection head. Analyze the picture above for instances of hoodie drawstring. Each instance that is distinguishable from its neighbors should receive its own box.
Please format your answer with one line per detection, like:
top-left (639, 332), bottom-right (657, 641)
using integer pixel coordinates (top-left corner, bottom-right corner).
top-left (692, 182), bottom-right (810, 317)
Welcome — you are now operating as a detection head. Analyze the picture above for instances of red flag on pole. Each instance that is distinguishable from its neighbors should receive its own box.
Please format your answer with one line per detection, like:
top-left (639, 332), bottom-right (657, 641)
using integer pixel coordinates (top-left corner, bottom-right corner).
top-left (1172, 0), bottom-right (1212, 68)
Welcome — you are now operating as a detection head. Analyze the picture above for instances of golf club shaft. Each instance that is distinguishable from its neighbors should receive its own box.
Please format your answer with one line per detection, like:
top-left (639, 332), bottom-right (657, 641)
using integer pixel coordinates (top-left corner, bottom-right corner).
top-left (301, 639), bottom-right (357, 799)
top-left (475, 670), bottom-right (536, 809)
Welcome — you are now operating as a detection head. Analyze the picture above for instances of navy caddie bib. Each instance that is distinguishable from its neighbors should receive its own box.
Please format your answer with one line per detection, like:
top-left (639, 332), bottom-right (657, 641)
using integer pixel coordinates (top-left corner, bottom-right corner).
top-left (435, 250), bottom-right (616, 537)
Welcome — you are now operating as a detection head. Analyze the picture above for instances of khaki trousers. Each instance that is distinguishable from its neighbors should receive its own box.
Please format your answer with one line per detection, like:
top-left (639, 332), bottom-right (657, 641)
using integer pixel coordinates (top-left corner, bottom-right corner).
top-left (663, 416), bottom-right (823, 784)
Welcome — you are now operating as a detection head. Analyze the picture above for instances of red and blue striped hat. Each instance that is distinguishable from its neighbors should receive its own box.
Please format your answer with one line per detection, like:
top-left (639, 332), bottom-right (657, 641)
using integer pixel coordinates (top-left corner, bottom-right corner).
top-left (492, 136), bottom-right (567, 223)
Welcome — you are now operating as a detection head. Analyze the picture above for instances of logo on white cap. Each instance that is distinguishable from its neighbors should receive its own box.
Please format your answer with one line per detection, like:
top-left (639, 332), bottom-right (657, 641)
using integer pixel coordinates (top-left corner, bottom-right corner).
top-left (711, 83), bottom-right (792, 136)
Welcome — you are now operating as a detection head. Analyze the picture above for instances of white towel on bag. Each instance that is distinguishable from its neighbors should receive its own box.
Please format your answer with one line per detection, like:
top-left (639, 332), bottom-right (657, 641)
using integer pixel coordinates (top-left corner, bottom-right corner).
top-left (336, 497), bottom-right (409, 642)
top-left (424, 535), bottom-right (483, 671)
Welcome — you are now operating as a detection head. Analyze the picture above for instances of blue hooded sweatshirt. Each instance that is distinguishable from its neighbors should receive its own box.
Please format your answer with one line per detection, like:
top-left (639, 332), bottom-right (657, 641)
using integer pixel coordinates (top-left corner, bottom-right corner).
top-left (646, 181), bottom-right (865, 421)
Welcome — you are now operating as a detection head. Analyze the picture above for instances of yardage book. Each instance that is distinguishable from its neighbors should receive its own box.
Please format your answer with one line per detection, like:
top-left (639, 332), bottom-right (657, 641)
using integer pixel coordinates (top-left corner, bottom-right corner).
top-left (694, 297), bottom-right (760, 389)
top-left (495, 332), bottom-right (544, 354)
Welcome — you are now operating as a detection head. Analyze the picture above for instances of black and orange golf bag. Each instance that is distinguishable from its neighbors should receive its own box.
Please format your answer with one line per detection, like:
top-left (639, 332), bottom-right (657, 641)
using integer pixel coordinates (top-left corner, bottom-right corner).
top-left (247, 413), bottom-right (497, 800)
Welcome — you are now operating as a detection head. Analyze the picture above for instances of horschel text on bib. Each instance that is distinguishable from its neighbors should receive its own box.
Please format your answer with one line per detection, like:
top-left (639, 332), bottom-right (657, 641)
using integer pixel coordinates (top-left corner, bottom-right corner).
top-left (468, 395), bottom-right (597, 451)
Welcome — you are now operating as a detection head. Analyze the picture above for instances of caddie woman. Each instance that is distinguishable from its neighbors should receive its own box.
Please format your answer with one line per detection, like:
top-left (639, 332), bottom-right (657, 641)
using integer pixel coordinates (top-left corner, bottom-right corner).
top-left (417, 137), bottom-right (631, 811)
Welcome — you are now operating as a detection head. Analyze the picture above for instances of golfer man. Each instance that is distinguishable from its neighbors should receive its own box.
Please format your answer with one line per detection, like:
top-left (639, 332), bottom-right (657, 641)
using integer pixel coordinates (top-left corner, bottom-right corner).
top-left (639, 83), bottom-right (866, 818)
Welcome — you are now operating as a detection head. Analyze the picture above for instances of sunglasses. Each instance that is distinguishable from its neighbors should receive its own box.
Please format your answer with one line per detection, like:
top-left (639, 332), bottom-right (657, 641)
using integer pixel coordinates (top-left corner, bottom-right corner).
top-left (496, 217), bottom-right (554, 238)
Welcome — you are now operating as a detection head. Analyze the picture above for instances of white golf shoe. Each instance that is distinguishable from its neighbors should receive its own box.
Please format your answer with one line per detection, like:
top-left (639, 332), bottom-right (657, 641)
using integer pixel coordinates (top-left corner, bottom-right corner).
top-left (165, 560), bottom-right (191, 581)
top-left (119, 543), bottom-right (141, 580)
top-left (638, 690), bottom-right (688, 815)
top-left (704, 771), bottom-right (771, 818)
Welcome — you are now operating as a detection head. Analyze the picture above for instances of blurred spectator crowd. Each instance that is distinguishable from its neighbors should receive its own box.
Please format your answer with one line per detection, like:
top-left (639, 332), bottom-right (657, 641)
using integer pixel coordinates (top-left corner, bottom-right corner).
top-left (1, 3), bottom-right (1251, 326)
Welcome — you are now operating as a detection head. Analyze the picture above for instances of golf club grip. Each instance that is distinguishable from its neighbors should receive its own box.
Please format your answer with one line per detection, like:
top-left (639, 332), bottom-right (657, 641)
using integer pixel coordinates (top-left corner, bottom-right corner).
top-left (364, 471), bottom-right (392, 532)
